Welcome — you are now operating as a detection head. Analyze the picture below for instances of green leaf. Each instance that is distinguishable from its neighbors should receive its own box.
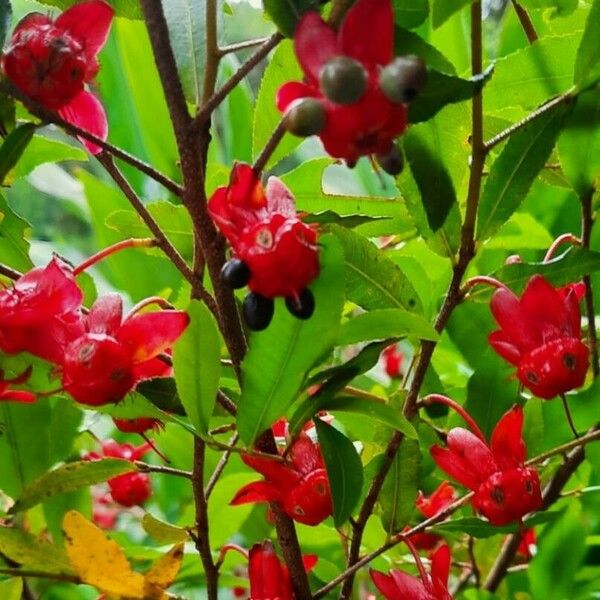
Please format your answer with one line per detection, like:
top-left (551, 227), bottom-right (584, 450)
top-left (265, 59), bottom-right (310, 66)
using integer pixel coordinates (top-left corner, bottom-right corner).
top-left (35, 0), bottom-right (143, 19)
top-left (574, 0), bottom-right (600, 89)
top-left (558, 88), bottom-right (600, 199)
top-left (10, 135), bottom-right (87, 182)
top-left (237, 235), bottom-right (345, 444)
top-left (485, 212), bottom-right (554, 250)
top-left (520, 0), bottom-right (577, 16)
top-left (484, 35), bottom-right (580, 112)
top-left (0, 578), bottom-right (22, 600)
top-left (431, 0), bottom-right (473, 29)
top-left (303, 210), bottom-right (389, 229)
top-left (379, 438), bottom-right (420, 535)
top-left (173, 301), bottom-right (222, 437)
top-left (0, 527), bottom-right (73, 574)
top-left (137, 377), bottom-right (187, 416)
top-left (164, 0), bottom-right (212, 106)
top-left (105, 202), bottom-right (194, 260)
top-left (339, 308), bottom-right (438, 345)
top-left (476, 99), bottom-right (570, 241)
top-left (403, 126), bottom-right (458, 232)
top-left (393, 0), bottom-right (429, 29)
top-left (0, 93), bottom-right (15, 137)
top-left (330, 225), bottom-right (422, 313)
top-left (320, 396), bottom-right (417, 439)
top-left (0, 0), bottom-right (11, 48)
top-left (408, 67), bottom-right (493, 124)
top-left (263, 0), bottom-right (322, 37)
top-left (0, 192), bottom-right (32, 272)
top-left (142, 514), bottom-right (189, 544)
top-left (0, 123), bottom-right (36, 185)
top-left (469, 247), bottom-right (600, 299)
top-left (9, 459), bottom-right (136, 514)
top-left (281, 159), bottom-right (415, 238)
top-left (314, 419), bottom-right (363, 527)
top-left (394, 27), bottom-right (456, 74)
top-left (253, 40), bottom-right (303, 168)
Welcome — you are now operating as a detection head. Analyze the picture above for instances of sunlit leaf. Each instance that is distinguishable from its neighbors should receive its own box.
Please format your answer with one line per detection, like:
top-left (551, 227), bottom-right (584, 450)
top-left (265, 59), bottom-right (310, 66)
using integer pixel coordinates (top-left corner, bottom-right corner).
top-left (142, 514), bottom-right (189, 544)
top-left (574, 0), bottom-right (600, 89)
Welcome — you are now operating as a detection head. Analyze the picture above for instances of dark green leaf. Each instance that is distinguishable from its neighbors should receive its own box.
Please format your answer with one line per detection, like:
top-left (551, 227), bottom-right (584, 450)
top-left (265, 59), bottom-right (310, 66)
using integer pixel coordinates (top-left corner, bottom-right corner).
top-left (393, 0), bottom-right (429, 29)
top-left (263, 0), bottom-right (322, 37)
top-left (237, 235), bottom-right (345, 444)
top-left (394, 27), bottom-right (455, 74)
top-left (404, 127), bottom-right (458, 232)
top-left (558, 88), bottom-right (600, 199)
top-left (408, 67), bottom-right (493, 124)
top-left (574, 0), bottom-right (600, 89)
top-left (0, 93), bottom-right (15, 137)
top-left (253, 41), bottom-right (303, 168)
top-left (469, 247), bottom-right (600, 299)
top-left (35, 0), bottom-right (142, 19)
top-left (173, 301), bottom-right (222, 437)
top-left (10, 460), bottom-right (136, 514)
top-left (0, 192), bottom-right (32, 272)
top-left (0, 0), bottom-right (12, 50)
top-left (314, 419), bottom-right (363, 527)
top-left (476, 100), bottom-right (570, 241)
top-left (330, 224), bottom-right (422, 313)
top-left (303, 210), bottom-right (389, 229)
top-left (164, 0), bottom-right (213, 105)
top-left (379, 438), bottom-right (420, 534)
top-left (339, 308), bottom-right (438, 345)
top-left (431, 0), bottom-right (473, 29)
top-left (0, 123), bottom-right (36, 185)
top-left (137, 377), bottom-right (187, 416)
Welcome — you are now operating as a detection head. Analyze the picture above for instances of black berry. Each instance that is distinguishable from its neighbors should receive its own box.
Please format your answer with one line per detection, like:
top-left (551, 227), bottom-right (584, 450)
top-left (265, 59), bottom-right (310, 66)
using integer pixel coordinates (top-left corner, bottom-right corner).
top-left (285, 289), bottom-right (315, 320)
top-left (221, 258), bottom-right (251, 289)
top-left (284, 98), bottom-right (326, 137)
top-left (319, 56), bottom-right (368, 105)
top-left (376, 144), bottom-right (404, 176)
top-left (243, 293), bottom-right (274, 331)
top-left (379, 55), bottom-right (428, 104)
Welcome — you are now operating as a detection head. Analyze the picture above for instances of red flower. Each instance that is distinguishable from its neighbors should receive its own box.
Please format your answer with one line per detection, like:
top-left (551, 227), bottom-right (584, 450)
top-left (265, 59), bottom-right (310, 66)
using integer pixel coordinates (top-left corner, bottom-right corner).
top-left (431, 405), bottom-right (542, 526)
top-left (113, 417), bottom-right (164, 434)
top-left (0, 258), bottom-right (84, 364)
top-left (248, 540), bottom-right (317, 600)
top-left (277, 0), bottom-right (407, 164)
top-left (87, 440), bottom-right (152, 507)
top-left (230, 432), bottom-right (332, 526)
top-left (488, 275), bottom-right (589, 399)
top-left (91, 490), bottom-right (119, 529)
top-left (208, 163), bottom-right (319, 299)
top-left (382, 344), bottom-right (404, 378)
top-left (516, 528), bottom-right (536, 560)
top-left (0, 367), bottom-right (36, 404)
top-left (62, 294), bottom-right (188, 406)
top-left (370, 544), bottom-right (453, 600)
top-left (407, 481), bottom-right (456, 551)
top-left (1, 0), bottom-right (114, 154)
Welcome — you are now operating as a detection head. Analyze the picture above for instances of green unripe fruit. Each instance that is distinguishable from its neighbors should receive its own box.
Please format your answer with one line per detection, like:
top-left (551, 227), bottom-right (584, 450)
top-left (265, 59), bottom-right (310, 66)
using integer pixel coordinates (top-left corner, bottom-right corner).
top-left (376, 145), bottom-right (405, 176)
top-left (379, 55), bottom-right (428, 103)
top-left (319, 56), bottom-right (368, 105)
top-left (284, 98), bottom-right (326, 137)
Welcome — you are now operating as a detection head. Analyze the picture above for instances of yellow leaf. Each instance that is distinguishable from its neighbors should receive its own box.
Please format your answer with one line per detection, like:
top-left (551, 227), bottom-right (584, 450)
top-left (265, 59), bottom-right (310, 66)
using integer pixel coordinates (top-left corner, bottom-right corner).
top-left (62, 510), bottom-right (145, 599)
top-left (144, 542), bottom-right (185, 600)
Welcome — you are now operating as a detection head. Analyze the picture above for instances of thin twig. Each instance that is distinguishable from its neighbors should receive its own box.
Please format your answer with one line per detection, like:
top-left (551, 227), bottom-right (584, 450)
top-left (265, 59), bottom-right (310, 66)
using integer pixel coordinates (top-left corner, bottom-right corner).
top-left (205, 433), bottom-right (239, 498)
top-left (511, 0), bottom-right (538, 43)
top-left (135, 461), bottom-right (192, 479)
top-left (0, 568), bottom-right (79, 583)
top-left (253, 120), bottom-right (287, 173)
top-left (0, 82), bottom-right (183, 197)
top-left (219, 37), bottom-right (271, 56)
top-left (202, 0), bottom-right (221, 107)
top-left (0, 263), bottom-right (21, 281)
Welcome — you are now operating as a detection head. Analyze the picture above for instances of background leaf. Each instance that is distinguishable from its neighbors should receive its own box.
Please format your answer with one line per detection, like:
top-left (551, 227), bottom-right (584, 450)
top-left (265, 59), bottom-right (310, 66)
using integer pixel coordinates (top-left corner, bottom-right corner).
top-left (0, 192), bottom-right (32, 272)
top-left (35, 0), bottom-right (143, 19)
top-left (573, 0), bottom-right (600, 89)
top-left (393, 0), bottom-right (429, 29)
top-left (314, 419), bottom-right (363, 527)
top-left (263, 0), bottom-right (322, 37)
top-left (0, 123), bottom-right (36, 185)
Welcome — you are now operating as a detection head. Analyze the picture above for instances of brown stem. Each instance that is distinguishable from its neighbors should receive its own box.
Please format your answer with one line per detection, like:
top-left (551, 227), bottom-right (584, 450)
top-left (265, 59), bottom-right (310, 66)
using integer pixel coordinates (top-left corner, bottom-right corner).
top-left (328, 0), bottom-right (355, 27)
top-left (337, 6), bottom-right (485, 597)
top-left (134, 461), bottom-right (193, 479)
top-left (0, 263), bottom-right (21, 281)
top-left (253, 120), bottom-right (287, 173)
top-left (0, 82), bottom-right (183, 197)
top-left (219, 37), bottom-right (272, 56)
top-left (205, 433), bottom-right (239, 498)
top-left (511, 0), bottom-right (538, 44)
top-left (202, 0), bottom-right (221, 107)
top-left (192, 438), bottom-right (219, 599)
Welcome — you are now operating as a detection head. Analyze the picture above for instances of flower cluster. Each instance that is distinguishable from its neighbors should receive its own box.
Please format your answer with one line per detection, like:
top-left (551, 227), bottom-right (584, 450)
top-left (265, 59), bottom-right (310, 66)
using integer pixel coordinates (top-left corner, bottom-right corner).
top-left (86, 439), bottom-right (152, 507)
top-left (277, 0), bottom-right (426, 170)
top-left (208, 163), bottom-right (320, 330)
top-left (1, 0), bottom-right (114, 154)
top-left (0, 257), bottom-right (188, 406)
top-left (231, 431), bottom-right (332, 526)
top-left (488, 275), bottom-right (589, 399)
